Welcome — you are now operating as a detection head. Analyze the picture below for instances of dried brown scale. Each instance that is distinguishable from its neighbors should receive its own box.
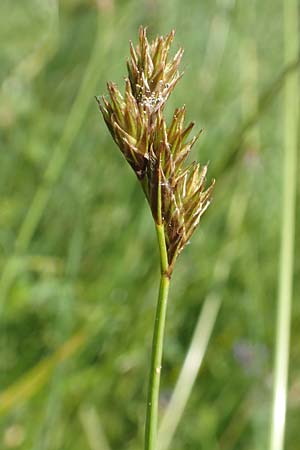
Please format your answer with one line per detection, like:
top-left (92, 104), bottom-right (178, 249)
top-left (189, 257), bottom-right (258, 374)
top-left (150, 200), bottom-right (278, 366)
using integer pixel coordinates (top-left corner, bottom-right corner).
top-left (96, 26), bottom-right (215, 273)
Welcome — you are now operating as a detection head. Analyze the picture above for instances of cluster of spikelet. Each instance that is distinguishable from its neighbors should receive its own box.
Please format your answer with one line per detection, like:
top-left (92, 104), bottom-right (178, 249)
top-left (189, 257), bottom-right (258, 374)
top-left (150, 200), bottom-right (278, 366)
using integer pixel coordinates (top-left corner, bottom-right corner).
top-left (96, 27), bottom-right (214, 274)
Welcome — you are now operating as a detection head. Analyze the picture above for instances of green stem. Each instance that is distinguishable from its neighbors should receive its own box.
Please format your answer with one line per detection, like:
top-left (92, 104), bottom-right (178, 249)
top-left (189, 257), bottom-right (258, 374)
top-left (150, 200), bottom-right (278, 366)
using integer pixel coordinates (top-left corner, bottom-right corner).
top-left (269, 1), bottom-right (298, 449)
top-left (144, 223), bottom-right (170, 450)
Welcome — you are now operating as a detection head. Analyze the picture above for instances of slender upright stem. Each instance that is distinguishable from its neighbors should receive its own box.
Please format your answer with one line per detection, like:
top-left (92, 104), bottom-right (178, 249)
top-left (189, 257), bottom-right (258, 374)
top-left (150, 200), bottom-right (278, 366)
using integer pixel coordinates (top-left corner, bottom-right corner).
top-left (144, 223), bottom-right (170, 450)
top-left (269, 1), bottom-right (298, 449)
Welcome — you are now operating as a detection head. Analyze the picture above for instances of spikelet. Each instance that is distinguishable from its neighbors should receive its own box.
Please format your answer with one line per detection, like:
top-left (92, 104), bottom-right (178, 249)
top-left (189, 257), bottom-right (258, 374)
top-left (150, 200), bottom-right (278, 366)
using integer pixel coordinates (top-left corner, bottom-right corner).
top-left (96, 26), bottom-right (215, 274)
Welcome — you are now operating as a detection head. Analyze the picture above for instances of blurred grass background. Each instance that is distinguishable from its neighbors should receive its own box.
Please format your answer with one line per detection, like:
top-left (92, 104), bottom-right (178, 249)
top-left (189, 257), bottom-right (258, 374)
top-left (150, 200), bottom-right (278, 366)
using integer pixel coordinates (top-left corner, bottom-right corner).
top-left (0, 0), bottom-right (299, 449)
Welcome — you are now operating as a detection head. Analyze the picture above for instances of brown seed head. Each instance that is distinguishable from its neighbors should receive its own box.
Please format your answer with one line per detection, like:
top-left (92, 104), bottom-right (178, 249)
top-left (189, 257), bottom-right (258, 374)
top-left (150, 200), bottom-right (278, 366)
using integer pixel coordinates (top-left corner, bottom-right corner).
top-left (96, 26), bottom-right (215, 273)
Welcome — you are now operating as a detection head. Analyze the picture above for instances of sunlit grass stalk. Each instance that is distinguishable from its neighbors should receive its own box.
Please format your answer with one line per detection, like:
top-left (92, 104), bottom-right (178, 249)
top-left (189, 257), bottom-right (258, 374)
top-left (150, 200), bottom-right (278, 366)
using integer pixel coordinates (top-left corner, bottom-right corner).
top-left (96, 27), bottom-right (215, 450)
top-left (158, 293), bottom-right (220, 450)
top-left (269, 0), bottom-right (299, 449)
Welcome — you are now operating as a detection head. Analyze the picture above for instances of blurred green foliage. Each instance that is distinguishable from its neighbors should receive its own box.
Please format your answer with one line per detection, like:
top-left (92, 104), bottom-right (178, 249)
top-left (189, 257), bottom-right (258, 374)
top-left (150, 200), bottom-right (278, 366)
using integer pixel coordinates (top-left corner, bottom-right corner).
top-left (0, 0), bottom-right (299, 449)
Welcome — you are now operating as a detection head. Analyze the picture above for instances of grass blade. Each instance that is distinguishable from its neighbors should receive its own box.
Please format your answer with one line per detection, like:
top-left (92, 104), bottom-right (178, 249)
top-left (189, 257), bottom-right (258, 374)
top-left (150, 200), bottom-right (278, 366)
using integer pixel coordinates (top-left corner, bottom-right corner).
top-left (269, 1), bottom-right (299, 449)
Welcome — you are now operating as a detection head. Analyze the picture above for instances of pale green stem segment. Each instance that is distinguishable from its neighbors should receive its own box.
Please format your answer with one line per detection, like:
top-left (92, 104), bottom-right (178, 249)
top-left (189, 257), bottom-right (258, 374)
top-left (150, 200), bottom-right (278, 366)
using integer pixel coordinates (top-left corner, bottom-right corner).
top-left (269, 0), bottom-right (298, 449)
top-left (144, 223), bottom-right (170, 450)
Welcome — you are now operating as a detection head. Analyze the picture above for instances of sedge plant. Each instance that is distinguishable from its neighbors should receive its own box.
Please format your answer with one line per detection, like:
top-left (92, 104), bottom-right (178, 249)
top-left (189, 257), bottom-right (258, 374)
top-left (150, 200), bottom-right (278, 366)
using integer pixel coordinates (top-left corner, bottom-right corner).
top-left (96, 27), bottom-right (215, 450)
